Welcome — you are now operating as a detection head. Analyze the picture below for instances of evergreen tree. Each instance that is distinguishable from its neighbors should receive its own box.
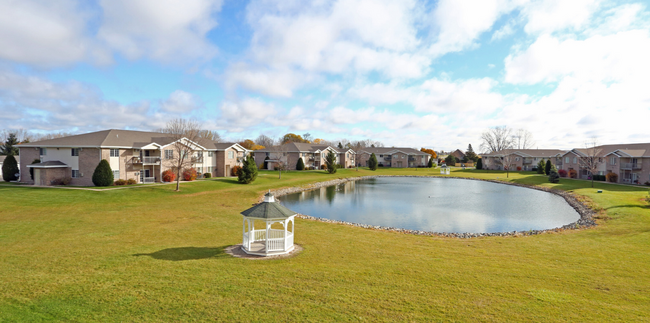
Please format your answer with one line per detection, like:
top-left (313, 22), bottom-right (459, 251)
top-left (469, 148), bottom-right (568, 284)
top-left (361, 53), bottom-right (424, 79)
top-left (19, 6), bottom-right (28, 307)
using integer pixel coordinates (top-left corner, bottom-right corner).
top-left (548, 171), bottom-right (560, 183)
top-left (445, 154), bottom-right (457, 165)
top-left (2, 154), bottom-right (19, 182)
top-left (0, 133), bottom-right (19, 156)
top-left (465, 144), bottom-right (478, 162)
top-left (325, 150), bottom-right (337, 174)
top-left (427, 158), bottom-right (433, 168)
top-left (369, 153), bottom-right (378, 171)
top-left (92, 159), bottom-right (114, 186)
top-left (296, 157), bottom-right (305, 170)
top-left (238, 154), bottom-right (258, 184)
top-left (537, 160), bottom-right (545, 174)
top-left (476, 158), bottom-right (483, 170)
top-left (29, 159), bottom-right (40, 180)
top-left (545, 159), bottom-right (552, 175)
top-left (338, 142), bottom-right (343, 149)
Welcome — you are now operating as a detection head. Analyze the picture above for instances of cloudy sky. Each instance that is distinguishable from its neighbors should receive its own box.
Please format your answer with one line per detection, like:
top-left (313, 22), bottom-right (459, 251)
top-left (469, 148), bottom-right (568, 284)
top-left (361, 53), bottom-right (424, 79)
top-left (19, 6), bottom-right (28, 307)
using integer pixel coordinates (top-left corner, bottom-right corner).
top-left (1, 0), bottom-right (649, 150)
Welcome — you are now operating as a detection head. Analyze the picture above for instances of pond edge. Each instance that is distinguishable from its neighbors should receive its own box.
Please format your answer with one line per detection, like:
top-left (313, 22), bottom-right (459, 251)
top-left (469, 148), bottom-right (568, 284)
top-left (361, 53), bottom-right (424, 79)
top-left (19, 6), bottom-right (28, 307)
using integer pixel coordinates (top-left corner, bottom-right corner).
top-left (266, 175), bottom-right (597, 239)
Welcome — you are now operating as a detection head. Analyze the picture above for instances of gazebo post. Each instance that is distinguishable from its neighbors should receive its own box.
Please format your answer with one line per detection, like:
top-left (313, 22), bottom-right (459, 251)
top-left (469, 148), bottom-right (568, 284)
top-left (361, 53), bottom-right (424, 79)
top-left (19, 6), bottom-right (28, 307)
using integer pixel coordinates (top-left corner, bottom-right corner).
top-left (265, 220), bottom-right (270, 255)
top-left (284, 218), bottom-right (288, 250)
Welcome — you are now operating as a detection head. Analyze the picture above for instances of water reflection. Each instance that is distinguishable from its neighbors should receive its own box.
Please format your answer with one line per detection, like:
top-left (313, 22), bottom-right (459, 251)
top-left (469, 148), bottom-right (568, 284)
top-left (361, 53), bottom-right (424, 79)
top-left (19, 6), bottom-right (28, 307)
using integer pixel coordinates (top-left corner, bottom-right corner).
top-left (280, 177), bottom-right (580, 233)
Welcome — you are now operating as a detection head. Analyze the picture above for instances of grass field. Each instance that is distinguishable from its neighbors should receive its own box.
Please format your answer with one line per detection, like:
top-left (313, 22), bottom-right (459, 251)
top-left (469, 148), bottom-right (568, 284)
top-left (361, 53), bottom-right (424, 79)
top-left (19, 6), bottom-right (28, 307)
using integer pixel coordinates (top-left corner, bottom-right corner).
top-left (1, 168), bottom-right (649, 321)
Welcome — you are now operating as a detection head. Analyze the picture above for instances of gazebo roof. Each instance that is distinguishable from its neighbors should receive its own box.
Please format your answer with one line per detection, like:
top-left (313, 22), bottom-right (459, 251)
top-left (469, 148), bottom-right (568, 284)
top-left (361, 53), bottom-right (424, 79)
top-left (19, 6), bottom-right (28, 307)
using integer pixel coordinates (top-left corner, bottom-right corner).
top-left (240, 192), bottom-right (297, 219)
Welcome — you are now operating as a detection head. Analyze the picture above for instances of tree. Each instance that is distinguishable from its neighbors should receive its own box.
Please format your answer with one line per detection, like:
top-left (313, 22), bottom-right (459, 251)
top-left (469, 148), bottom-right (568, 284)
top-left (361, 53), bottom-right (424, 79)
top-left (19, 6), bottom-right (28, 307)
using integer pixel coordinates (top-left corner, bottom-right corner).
top-left (198, 130), bottom-right (221, 142)
top-left (280, 133), bottom-right (307, 144)
top-left (92, 159), bottom-right (113, 186)
top-left (579, 138), bottom-right (602, 188)
top-left (302, 133), bottom-right (312, 143)
top-left (445, 154), bottom-right (457, 165)
top-left (250, 144), bottom-right (266, 150)
top-left (549, 170), bottom-right (560, 183)
top-left (338, 142), bottom-right (343, 149)
top-left (427, 158), bottom-right (433, 168)
top-left (296, 157), bottom-right (305, 170)
top-left (238, 139), bottom-right (256, 150)
top-left (238, 154), bottom-right (258, 184)
top-left (545, 159), bottom-right (552, 175)
top-left (480, 126), bottom-right (513, 153)
top-left (161, 118), bottom-right (202, 191)
top-left (269, 145), bottom-right (289, 179)
top-left (368, 153), bottom-right (378, 171)
top-left (29, 159), bottom-right (40, 180)
top-left (255, 134), bottom-right (275, 148)
top-left (2, 155), bottom-right (19, 182)
top-left (476, 158), bottom-right (483, 170)
top-left (537, 160), bottom-right (546, 174)
top-left (0, 133), bottom-right (19, 156)
top-left (465, 144), bottom-right (478, 162)
top-left (511, 129), bottom-right (536, 149)
top-left (420, 148), bottom-right (438, 159)
top-left (501, 153), bottom-right (516, 178)
top-left (324, 150), bottom-right (337, 174)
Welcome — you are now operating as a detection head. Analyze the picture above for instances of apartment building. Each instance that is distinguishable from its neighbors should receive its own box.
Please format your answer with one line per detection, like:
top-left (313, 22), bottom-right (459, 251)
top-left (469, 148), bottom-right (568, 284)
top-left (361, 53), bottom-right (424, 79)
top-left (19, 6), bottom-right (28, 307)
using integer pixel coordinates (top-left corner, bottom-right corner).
top-left (481, 149), bottom-right (566, 171)
top-left (254, 143), bottom-right (355, 170)
top-left (17, 129), bottom-right (248, 186)
top-left (560, 143), bottom-right (650, 185)
top-left (356, 147), bottom-right (432, 168)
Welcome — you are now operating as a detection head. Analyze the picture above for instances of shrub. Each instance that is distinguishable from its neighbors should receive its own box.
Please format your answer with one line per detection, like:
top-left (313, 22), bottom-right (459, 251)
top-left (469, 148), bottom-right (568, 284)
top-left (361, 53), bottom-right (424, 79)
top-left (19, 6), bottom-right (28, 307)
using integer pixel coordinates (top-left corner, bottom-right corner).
top-left (203, 172), bottom-right (211, 178)
top-left (231, 166), bottom-right (242, 177)
top-left (476, 158), bottom-right (483, 170)
top-left (127, 178), bottom-right (137, 185)
top-left (324, 151), bottom-right (337, 174)
top-left (61, 177), bottom-right (72, 185)
top-left (427, 158), bottom-right (434, 168)
top-left (2, 155), bottom-right (19, 182)
top-left (369, 153), bottom-right (378, 171)
top-left (238, 154), bottom-right (258, 184)
top-left (296, 158), bottom-right (305, 170)
top-left (606, 172), bottom-right (618, 183)
top-left (516, 166), bottom-right (522, 171)
top-left (92, 159), bottom-right (114, 186)
top-left (321, 164), bottom-right (327, 170)
top-left (183, 168), bottom-right (198, 181)
top-left (548, 171), bottom-right (560, 183)
top-left (29, 159), bottom-right (40, 180)
top-left (645, 190), bottom-right (650, 206)
top-left (593, 174), bottom-right (606, 181)
top-left (162, 169), bottom-right (176, 182)
top-left (545, 160), bottom-right (552, 175)
top-left (568, 169), bottom-right (578, 179)
top-left (50, 178), bottom-right (62, 185)
top-left (114, 179), bottom-right (127, 185)
top-left (536, 160), bottom-right (545, 174)
top-left (645, 181), bottom-right (650, 186)
top-left (558, 169), bottom-right (568, 177)
top-left (445, 155), bottom-right (457, 166)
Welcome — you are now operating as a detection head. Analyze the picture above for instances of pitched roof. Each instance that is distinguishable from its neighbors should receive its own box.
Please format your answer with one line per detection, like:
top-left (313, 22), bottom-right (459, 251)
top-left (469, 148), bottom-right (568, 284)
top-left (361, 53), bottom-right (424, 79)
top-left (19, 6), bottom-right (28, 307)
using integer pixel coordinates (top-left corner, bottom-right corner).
top-left (483, 149), bottom-right (567, 158)
top-left (26, 160), bottom-right (68, 168)
top-left (256, 142), bottom-right (350, 153)
top-left (17, 129), bottom-right (236, 151)
top-left (240, 200), bottom-right (297, 219)
top-left (357, 147), bottom-right (430, 155)
top-left (566, 143), bottom-right (650, 158)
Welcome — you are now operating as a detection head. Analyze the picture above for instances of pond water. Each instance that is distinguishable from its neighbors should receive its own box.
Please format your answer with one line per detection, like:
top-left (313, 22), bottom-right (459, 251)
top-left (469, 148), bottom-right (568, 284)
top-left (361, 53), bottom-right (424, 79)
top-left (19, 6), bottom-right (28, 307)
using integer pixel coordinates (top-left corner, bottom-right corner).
top-left (280, 177), bottom-right (580, 233)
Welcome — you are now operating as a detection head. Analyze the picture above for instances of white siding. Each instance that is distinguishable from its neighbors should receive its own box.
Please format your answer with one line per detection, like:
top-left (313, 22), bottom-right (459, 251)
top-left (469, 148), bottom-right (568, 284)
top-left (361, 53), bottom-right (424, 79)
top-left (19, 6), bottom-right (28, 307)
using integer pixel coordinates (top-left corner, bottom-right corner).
top-left (43, 147), bottom-right (79, 170)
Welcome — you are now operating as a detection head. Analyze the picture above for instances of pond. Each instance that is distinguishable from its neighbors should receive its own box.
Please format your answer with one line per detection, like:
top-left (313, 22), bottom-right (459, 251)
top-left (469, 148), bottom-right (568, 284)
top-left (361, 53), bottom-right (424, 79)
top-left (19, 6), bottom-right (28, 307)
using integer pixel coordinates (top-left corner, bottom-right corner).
top-left (279, 177), bottom-right (580, 233)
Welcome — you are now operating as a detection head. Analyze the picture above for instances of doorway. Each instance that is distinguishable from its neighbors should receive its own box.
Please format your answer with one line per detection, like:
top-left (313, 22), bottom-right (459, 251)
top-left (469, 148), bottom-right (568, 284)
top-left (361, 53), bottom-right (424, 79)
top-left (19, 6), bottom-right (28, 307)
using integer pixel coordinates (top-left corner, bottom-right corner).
top-left (34, 169), bottom-right (41, 185)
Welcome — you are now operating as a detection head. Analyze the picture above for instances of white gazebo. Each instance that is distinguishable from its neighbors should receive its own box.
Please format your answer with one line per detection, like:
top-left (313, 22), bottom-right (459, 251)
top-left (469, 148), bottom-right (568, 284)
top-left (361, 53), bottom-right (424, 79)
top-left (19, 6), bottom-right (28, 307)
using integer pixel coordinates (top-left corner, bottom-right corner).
top-left (240, 192), bottom-right (296, 256)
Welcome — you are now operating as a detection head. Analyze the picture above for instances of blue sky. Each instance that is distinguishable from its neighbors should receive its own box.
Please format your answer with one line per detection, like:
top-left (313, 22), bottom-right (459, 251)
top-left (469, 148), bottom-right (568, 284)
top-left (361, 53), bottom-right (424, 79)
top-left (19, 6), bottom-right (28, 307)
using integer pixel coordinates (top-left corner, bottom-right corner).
top-left (1, 0), bottom-right (649, 151)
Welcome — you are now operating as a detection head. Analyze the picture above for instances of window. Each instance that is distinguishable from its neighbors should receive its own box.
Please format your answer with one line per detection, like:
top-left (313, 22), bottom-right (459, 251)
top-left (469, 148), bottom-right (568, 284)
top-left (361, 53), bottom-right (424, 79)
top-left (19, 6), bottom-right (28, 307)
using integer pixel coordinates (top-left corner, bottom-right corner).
top-left (71, 148), bottom-right (80, 156)
top-left (228, 151), bottom-right (234, 159)
top-left (379, 155), bottom-right (383, 157)
top-left (573, 157), bottom-right (577, 163)
top-left (71, 170), bottom-right (80, 178)
top-left (113, 170), bottom-right (120, 179)
top-left (402, 154), bottom-right (406, 159)
top-left (165, 150), bottom-right (174, 159)
top-left (208, 151), bottom-right (214, 157)
top-left (610, 157), bottom-right (617, 165)
top-left (39, 148), bottom-right (47, 156)
top-left (515, 157), bottom-right (520, 161)
top-left (110, 149), bottom-right (119, 157)
top-left (565, 157), bottom-right (569, 163)
top-left (195, 152), bottom-right (203, 161)
top-left (197, 166), bottom-right (203, 174)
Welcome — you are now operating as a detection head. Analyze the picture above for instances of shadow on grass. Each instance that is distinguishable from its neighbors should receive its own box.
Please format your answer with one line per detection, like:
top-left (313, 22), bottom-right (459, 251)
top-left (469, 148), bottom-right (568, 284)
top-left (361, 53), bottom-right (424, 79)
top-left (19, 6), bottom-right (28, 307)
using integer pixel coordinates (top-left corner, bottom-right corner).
top-left (133, 246), bottom-right (229, 261)
top-left (605, 204), bottom-right (649, 210)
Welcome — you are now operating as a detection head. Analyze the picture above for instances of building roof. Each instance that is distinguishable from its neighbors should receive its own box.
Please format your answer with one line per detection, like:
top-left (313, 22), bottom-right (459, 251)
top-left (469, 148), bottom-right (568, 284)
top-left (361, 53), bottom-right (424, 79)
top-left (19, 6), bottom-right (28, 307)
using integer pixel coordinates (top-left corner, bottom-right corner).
top-left (240, 196), bottom-right (297, 219)
top-left (565, 143), bottom-right (650, 158)
top-left (357, 147), bottom-right (430, 155)
top-left (483, 149), bottom-right (567, 158)
top-left (17, 129), bottom-right (240, 151)
top-left (26, 161), bottom-right (69, 168)
top-left (256, 142), bottom-right (352, 154)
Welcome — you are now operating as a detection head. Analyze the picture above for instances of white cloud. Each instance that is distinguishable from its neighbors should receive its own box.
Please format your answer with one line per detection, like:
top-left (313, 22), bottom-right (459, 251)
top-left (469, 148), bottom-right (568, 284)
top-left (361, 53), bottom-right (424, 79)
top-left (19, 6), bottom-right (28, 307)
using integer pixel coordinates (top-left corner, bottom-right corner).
top-left (522, 0), bottom-right (602, 34)
top-left (491, 21), bottom-right (516, 41)
top-left (98, 0), bottom-right (223, 63)
top-left (160, 90), bottom-right (199, 113)
top-left (223, 63), bottom-right (312, 98)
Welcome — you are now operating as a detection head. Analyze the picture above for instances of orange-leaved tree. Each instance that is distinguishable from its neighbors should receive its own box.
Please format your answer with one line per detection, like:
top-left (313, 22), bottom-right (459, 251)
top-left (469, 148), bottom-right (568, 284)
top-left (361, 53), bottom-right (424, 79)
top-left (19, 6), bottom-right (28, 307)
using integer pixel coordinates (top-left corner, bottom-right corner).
top-left (420, 148), bottom-right (437, 159)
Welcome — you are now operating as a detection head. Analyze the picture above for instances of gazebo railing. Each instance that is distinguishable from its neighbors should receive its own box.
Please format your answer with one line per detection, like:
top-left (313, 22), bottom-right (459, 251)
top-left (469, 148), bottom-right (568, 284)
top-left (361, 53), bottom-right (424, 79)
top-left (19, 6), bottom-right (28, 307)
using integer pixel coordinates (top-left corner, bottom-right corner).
top-left (244, 229), bottom-right (293, 252)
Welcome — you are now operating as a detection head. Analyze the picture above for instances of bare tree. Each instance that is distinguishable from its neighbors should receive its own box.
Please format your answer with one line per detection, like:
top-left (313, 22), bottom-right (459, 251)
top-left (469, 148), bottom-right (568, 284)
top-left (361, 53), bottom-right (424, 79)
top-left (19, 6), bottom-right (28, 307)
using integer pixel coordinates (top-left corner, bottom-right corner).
top-left (579, 138), bottom-right (601, 188)
top-left (161, 118), bottom-right (202, 191)
top-left (511, 129), bottom-right (536, 149)
top-left (255, 134), bottom-right (275, 148)
top-left (500, 151), bottom-right (516, 178)
top-left (269, 144), bottom-right (289, 179)
top-left (198, 130), bottom-right (221, 142)
top-left (480, 126), bottom-right (513, 153)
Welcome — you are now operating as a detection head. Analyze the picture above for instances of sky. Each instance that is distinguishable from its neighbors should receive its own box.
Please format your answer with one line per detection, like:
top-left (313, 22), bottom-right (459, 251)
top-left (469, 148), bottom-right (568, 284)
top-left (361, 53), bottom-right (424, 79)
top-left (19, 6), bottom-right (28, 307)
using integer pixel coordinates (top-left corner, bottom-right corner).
top-left (0, 0), bottom-right (649, 151)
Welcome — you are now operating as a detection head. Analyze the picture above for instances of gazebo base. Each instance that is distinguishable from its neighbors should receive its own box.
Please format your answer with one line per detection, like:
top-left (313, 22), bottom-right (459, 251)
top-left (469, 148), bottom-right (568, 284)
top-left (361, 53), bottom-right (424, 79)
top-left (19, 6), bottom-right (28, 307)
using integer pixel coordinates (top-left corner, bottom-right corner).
top-left (242, 241), bottom-right (295, 257)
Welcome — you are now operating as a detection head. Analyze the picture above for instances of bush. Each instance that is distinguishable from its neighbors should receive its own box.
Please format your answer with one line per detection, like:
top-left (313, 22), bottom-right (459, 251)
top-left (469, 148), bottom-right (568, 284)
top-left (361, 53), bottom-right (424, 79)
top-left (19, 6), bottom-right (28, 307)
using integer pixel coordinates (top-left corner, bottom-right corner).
top-left (238, 154), bottom-right (258, 184)
top-left (337, 164), bottom-right (343, 169)
top-left (321, 164), bottom-right (327, 170)
top-left (61, 177), bottom-right (72, 185)
top-left (296, 158), bottom-right (305, 170)
top-left (549, 171), bottom-right (560, 183)
top-left (568, 169), bottom-right (578, 179)
top-left (92, 159), bottom-right (114, 186)
top-left (50, 178), bottom-right (61, 185)
top-left (593, 174), bottom-right (606, 181)
top-left (645, 181), bottom-right (650, 186)
top-left (558, 169), bottom-right (568, 177)
top-left (536, 160), bottom-right (545, 174)
top-left (127, 178), bottom-right (137, 185)
top-left (231, 165), bottom-right (242, 176)
top-left (476, 158), bottom-right (482, 170)
top-left (2, 155), bottom-right (19, 182)
top-left (114, 179), bottom-right (127, 185)
top-left (369, 153), bottom-right (378, 171)
top-left (606, 172), bottom-right (618, 183)
top-left (516, 166), bottom-right (522, 171)
top-left (203, 172), bottom-right (211, 178)
top-left (444, 155), bottom-right (457, 166)
top-left (183, 168), bottom-right (198, 181)
top-left (162, 169), bottom-right (176, 182)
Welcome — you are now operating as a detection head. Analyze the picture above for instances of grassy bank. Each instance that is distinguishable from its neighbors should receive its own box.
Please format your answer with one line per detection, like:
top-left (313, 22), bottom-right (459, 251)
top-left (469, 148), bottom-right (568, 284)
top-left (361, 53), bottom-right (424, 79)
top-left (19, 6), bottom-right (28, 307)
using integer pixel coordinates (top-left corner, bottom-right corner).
top-left (0, 168), bottom-right (649, 321)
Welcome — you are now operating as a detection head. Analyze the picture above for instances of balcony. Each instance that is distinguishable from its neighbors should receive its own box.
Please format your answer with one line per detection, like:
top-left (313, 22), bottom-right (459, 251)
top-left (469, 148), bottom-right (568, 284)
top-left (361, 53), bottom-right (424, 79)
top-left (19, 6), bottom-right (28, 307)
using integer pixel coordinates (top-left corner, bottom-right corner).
top-left (384, 157), bottom-right (391, 161)
top-left (132, 156), bottom-right (161, 164)
top-left (620, 163), bottom-right (642, 170)
top-left (523, 160), bottom-right (532, 165)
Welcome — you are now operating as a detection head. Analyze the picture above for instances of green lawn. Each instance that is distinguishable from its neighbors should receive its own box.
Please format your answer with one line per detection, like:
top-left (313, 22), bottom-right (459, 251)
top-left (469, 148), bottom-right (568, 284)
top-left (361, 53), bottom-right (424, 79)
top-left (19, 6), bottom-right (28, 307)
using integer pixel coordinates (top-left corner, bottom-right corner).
top-left (1, 168), bottom-right (649, 321)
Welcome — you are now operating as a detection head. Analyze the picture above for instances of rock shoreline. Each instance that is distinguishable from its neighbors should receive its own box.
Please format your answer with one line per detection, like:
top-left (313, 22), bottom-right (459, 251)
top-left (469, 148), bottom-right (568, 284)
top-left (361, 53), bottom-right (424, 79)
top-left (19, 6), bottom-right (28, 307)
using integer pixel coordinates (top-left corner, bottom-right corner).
top-left (265, 175), bottom-right (597, 239)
